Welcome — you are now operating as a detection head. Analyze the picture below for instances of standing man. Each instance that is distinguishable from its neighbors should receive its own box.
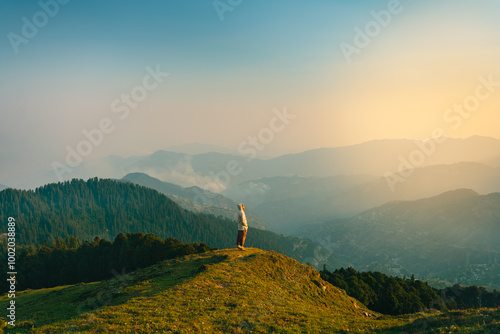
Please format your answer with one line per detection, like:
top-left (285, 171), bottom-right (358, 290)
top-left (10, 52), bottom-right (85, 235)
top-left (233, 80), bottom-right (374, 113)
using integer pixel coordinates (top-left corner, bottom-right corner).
top-left (236, 203), bottom-right (248, 250)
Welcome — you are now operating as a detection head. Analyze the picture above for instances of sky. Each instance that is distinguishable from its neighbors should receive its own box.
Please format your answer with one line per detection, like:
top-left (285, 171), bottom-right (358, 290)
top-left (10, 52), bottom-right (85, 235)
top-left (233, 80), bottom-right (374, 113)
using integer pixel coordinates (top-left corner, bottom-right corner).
top-left (1, 0), bottom-right (500, 187)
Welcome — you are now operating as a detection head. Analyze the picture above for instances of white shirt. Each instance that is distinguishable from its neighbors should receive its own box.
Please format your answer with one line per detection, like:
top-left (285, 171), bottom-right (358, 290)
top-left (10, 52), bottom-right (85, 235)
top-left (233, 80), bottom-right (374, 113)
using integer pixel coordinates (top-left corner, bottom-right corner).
top-left (238, 210), bottom-right (248, 231)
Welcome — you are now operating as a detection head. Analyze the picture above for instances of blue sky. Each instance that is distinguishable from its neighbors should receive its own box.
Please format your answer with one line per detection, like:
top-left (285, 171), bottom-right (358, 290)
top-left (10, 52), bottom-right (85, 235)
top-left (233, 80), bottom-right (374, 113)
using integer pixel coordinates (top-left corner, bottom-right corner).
top-left (1, 0), bottom-right (499, 187)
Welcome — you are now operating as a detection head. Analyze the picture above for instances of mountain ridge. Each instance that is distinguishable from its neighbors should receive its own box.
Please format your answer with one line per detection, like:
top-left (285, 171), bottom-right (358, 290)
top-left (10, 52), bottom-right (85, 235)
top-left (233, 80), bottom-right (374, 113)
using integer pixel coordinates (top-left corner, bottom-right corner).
top-left (301, 189), bottom-right (500, 287)
top-left (166, 142), bottom-right (235, 155)
top-left (13, 136), bottom-right (500, 190)
top-left (121, 172), bottom-right (269, 229)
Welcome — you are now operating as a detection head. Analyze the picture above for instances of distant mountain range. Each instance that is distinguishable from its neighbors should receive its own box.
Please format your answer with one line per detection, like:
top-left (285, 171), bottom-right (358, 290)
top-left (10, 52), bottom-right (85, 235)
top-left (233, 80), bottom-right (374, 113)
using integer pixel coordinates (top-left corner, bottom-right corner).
top-left (222, 174), bottom-right (378, 232)
top-left (27, 136), bottom-right (500, 191)
top-left (259, 136), bottom-right (500, 178)
top-left (483, 155), bottom-right (500, 167)
top-left (69, 137), bottom-right (500, 234)
top-left (222, 162), bottom-right (500, 232)
top-left (0, 184), bottom-right (7, 191)
top-left (121, 172), bottom-right (269, 230)
top-left (166, 143), bottom-right (235, 155)
top-left (299, 189), bottom-right (500, 288)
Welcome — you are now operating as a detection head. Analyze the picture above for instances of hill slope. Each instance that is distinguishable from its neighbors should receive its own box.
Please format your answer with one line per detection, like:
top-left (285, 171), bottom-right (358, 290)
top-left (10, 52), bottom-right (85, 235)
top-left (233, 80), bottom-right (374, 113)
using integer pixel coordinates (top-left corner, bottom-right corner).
top-left (0, 248), bottom-right (402, 333)
top-left (2, 248), bottom-right (499, 333)
top-left (302, 189), bottom-right (500, 286)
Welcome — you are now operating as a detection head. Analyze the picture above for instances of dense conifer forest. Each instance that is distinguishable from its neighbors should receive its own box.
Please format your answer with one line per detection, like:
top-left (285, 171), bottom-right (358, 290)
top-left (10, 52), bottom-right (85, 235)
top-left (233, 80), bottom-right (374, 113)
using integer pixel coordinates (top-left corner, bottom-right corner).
top-left (320, 266), bottom-right (500, 315)
top-left (0, 178), bottom-right (317, 261)
top-left (0, 233), bottom-right (212, 291)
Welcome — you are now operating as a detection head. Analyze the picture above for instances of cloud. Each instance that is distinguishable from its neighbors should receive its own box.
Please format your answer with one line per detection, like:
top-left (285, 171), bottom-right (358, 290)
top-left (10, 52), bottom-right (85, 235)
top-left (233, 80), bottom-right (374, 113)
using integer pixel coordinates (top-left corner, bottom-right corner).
top-left (127, 156), bottom-right (217, 189)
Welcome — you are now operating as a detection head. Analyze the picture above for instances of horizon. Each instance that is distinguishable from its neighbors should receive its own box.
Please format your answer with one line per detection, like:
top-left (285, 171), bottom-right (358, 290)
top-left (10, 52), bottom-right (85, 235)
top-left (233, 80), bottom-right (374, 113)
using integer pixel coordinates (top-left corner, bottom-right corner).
top-left (1, 134), bottom-right (500, 190)
top-left (2, 134), bottom-right (500, 191)
top-left (125, 134), bottom-right (500, 160)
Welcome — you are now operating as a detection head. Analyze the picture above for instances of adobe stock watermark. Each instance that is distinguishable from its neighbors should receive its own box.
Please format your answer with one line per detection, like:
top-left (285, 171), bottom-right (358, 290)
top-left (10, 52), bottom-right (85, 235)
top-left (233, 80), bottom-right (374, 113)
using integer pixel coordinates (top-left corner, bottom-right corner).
top-left (384, 74), bottom-right (500, 192)
top-left (51, 64), bottom-right (169, 182)
top-left (213, 0), bottom-right (243, 21)
top-left (7, 0), bottom-right (71, 54)
top-left (192, 107), bottom-right (296, 203)
top-left (340, 0), bottom-right (408, 63)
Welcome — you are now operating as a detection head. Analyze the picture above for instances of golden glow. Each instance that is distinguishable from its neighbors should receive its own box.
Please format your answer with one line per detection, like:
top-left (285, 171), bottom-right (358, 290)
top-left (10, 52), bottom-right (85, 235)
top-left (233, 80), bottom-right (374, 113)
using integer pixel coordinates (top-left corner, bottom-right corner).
top-left (323, 8), bottom-right (500, 146)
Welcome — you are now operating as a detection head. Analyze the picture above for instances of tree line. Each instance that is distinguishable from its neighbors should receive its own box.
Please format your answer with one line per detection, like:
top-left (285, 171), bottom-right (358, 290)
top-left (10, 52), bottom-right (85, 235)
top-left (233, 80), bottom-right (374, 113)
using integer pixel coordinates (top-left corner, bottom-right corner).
top-left (320, 266), bottom-right (500, 316)
top-left (0, 232), bottom-right (213, 291)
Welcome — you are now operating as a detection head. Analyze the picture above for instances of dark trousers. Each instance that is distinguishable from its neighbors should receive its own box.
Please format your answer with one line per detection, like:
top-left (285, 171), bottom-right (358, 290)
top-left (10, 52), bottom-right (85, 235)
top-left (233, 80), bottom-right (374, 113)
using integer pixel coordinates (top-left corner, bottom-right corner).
top-left (236, 228), bottom-right (247, 247)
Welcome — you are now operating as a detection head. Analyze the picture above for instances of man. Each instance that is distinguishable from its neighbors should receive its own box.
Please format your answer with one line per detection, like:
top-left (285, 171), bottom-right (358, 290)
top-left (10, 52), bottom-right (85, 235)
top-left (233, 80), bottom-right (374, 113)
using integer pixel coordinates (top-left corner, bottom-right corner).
top-left (236, 203), bottom-right (248, 250)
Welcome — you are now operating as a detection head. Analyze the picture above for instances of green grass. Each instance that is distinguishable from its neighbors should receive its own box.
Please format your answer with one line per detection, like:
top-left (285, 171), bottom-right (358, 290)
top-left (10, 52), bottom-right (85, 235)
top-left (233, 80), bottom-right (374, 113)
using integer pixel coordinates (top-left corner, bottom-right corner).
top-left (1, 248), bottom-right (499, 333)
top-left (379, 309), bottom-right (500, 333)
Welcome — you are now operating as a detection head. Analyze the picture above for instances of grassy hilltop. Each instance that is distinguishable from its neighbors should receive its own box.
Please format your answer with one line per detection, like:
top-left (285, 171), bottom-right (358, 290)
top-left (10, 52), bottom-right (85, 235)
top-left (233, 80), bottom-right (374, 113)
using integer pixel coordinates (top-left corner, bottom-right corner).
top-left (1, 248), bottom-right (499, 333)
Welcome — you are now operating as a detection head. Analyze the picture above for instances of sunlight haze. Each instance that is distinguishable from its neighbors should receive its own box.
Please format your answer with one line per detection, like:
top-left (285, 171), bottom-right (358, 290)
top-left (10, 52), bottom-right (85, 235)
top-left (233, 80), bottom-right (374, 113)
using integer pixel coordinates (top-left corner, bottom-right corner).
top-left (0, 0), bottom-right (499, 188)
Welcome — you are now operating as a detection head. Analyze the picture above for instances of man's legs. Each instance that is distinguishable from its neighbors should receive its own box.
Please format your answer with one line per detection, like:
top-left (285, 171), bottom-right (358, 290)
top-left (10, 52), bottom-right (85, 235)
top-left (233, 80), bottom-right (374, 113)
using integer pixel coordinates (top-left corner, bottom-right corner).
top-left (236, 230), bottom-right (243, 249)
top-left (240, 228), bottom-right (247, 249)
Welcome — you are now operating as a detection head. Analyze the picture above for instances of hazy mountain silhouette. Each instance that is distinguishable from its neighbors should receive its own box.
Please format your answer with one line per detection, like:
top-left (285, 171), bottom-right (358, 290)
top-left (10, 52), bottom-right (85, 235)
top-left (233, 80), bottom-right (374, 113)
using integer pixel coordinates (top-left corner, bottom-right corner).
top-left (222, 174), bottom-right (378, 232)
top-left (260, 136), bottom-right (500, 178)
top-left (483, 155), bottom-right (500, 167)
top-left (222, 162), bottom-right (500, 232)
top-left (32, 136), bottom-right (500, 192)
top-left (166, 143), bottom-right (235, 155)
